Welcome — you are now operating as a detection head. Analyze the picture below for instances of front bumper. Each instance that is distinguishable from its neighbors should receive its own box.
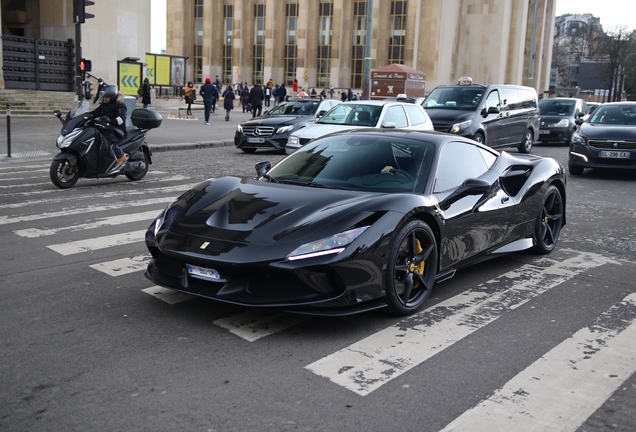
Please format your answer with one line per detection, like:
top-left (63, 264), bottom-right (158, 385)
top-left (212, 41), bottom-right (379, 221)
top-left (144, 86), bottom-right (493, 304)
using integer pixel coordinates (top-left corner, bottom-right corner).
top-left (569, 140), bottom-right (636, 170)
top-left (538, 127), bottom-right (572, 142)
top-left (234, 131), bottom-right (289, 150)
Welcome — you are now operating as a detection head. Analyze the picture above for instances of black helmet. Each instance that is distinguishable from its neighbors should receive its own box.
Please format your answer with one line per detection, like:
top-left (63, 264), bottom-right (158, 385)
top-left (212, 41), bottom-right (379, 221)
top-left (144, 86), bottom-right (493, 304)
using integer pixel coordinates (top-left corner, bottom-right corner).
top-left (101, 85), bottom-right (118, 102)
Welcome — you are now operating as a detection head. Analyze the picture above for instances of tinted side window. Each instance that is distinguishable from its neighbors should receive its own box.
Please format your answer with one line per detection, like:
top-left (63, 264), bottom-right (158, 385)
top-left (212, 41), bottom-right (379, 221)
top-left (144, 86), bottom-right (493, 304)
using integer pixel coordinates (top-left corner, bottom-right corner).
top-left (434, 142), bottom-right (490, 192)
top-left (500, 88), bottom-right (520, 111)
top-left (404, 105), bottom-right (428, 126)
top-left (518, 89), bottom-right (537, 109)
top-left (485, 90), bottom-right (500, 112)
top-left (384, 105), bottom-right (408, 128)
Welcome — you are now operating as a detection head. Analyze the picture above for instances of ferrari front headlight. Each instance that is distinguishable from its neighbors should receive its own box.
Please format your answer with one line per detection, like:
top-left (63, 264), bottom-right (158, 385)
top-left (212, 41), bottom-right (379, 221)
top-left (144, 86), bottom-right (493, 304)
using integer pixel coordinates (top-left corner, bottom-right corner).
top-left (287, 226), bottom-right (369, 261)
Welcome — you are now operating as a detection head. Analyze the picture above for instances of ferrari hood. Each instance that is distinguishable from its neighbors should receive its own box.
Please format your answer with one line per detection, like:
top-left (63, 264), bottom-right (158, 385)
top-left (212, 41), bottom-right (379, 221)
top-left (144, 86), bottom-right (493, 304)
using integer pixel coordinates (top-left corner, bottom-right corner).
top-left (168, 176), bottom-right (387, 247)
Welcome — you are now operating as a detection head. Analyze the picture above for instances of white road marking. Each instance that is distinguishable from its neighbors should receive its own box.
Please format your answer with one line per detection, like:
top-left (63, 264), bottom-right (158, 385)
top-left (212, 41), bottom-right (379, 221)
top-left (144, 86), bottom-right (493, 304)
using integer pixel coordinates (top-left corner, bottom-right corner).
top-left (213, 310), bottom-right (312, 342)
top-left (305, 250), bottom-right (618, 396)
top-left (0, 182), bottom-right (197, 210)
top-left (14, 210), bottom-right (161, 238)
top-left (441, 292), bottom-right (636, 432)
top-left (0, 197), bottom-right (176, 225)
top-left (89, 255), bottom-right (151, 276)
top-left (141, 286), bottom-right (195, 304)
top-left (47, 230), bottom-right (146, 255)
top-left (0, 164), bottom-right (49, 171)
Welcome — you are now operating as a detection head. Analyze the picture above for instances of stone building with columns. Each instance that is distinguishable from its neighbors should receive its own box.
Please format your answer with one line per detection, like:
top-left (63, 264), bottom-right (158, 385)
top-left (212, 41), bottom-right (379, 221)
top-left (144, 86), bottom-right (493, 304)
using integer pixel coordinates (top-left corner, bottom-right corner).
top-left (166, 0), bottom-right (556, 95)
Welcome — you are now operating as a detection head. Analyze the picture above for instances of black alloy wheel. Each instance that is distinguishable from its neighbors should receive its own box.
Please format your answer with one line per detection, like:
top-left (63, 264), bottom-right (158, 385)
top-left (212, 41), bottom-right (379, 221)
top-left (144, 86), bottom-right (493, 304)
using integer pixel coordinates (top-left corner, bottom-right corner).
top-left (568, 162), bottom-right (584, 176)
top-left (385, 220), bottom-right (438, 315)
top-left (472, 132), bottom-right (485, 144)
top-left (533, 185), bottom-right (564, 254)
top-left (50, 159), bottom-right (79, 189)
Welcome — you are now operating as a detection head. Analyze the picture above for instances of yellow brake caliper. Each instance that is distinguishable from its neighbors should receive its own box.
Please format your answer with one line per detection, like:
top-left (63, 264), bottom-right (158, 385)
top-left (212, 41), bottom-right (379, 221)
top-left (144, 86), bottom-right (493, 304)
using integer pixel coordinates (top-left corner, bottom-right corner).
top-left (412, 239), bottom-right (425, 289)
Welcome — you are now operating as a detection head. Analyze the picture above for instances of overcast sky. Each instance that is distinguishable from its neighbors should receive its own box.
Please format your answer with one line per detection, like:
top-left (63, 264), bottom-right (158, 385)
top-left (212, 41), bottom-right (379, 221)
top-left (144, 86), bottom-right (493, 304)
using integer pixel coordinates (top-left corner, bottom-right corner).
top-left (150, 0), bottom-right (166, 54)
top-left (555, 0), bottom-right (636, 30)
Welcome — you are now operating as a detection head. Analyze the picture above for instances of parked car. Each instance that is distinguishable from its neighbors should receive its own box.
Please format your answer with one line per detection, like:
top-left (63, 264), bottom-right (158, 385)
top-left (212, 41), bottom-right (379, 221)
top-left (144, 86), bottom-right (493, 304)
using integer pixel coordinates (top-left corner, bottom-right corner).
top-left (145, 129), bottom-right (566, 316)
top-left (421, 81), bottom-right (540, 153)
top-left (285, 100), bottom-right (433, 154)
top-left (587, 102), bottom-right (601, 115)
top-left (569, 102), bottom-right (636, 175)
top-left (538, 97), bottom-right (588, 145)
top-left (234, 97), bottom-right (340, 153)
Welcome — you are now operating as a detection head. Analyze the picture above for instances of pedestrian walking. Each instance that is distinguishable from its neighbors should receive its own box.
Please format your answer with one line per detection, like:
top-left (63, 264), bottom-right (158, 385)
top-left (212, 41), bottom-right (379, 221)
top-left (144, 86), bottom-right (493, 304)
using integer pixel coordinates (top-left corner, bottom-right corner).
top-left (249, 82), bottom-right (265, 118)
top-left (292, 79), bottom-right (299, 94)
top-left (241, 87), bottom-right (251, 113)
top-left (278, 83), bottom-right (287, 103)
top-left (199, 77), bottom-right (219, 125)
top-left (264, 85), bottom-right (271, 108)
top-left (184, 81), bottom-right (195, 116)
top-left (141, 78), bottom-right (151, 108)
top-left (222, 84), bottom-right (235, 121)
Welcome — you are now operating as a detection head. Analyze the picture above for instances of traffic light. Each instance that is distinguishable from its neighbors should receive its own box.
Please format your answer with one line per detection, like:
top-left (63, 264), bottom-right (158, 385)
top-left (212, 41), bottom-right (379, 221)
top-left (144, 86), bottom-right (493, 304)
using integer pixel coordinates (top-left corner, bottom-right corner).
top-left (73, 0), bottom-right (95, 23)
top-left (78, 58), bottom-right (91, 80)
top-left (83, 81), bottom-right (93, 100)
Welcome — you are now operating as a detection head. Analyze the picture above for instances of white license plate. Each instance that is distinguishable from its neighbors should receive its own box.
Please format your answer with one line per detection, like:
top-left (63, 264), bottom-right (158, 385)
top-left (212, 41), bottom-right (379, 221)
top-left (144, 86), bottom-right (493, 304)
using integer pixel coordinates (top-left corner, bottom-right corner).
top-left (539, 130), bottom-right (550, 135)
top-left (186, 264), bottom-right (220, 281)
top-left (247, 137), bottom-right (265, 143)
top-left (599, 151), bottom-right (629, 159)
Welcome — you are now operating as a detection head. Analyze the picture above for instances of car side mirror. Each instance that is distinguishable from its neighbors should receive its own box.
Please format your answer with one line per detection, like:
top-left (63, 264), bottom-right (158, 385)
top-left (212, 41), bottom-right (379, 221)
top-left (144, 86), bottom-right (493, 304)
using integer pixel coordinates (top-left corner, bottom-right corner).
top-left (441, 178), bottom-right (491, 210)
top-left (382, 121), bottom-right (397, 129)
top-left (316, 110), bottom-right (327, 118)
top-left (575, 118), bottom-right (584, 126)
top-left (255, 161), bottom-right (272, 177)
top-left (487, 106), bottom-right (500, 115)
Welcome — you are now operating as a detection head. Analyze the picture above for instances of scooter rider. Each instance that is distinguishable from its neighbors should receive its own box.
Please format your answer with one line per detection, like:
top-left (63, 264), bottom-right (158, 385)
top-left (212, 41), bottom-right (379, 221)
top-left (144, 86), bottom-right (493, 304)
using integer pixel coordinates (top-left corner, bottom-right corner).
top-left (89, 85), bottom-right (128, 167)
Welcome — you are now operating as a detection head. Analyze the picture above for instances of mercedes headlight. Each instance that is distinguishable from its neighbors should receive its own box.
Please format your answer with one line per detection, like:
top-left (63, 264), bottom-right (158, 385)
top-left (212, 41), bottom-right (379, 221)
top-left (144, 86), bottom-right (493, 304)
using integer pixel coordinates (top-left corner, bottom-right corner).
top-left (450, 119), bottom-right (472, 134)
top-left (287, 226), bottom-right (369, 261)
top-left (276, 125), bottom-right (294, 134)
top-left (237, 124), bottom-right (243, 133)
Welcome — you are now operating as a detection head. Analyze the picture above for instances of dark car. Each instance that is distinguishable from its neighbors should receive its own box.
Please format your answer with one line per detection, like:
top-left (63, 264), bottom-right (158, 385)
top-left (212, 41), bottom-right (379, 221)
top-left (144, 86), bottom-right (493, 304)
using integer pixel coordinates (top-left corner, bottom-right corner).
top-left (145, 129), bottom-right (566, 316)
top-left (538, 97), bottom-right (588, 145)
top-left (422, 82), bottom-right (540, 153)
top-left (569, 102), bottom-right (636, 175)
top-left (234, 98), bottom-right (340, 153)
top-left (587, 102), bottom-right (601, 115)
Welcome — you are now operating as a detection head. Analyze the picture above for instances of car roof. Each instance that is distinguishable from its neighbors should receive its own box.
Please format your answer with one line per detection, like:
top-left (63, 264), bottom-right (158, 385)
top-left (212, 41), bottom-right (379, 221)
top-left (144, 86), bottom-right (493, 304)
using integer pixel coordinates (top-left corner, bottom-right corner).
top-left (340, 100), bottom-right (408, 106)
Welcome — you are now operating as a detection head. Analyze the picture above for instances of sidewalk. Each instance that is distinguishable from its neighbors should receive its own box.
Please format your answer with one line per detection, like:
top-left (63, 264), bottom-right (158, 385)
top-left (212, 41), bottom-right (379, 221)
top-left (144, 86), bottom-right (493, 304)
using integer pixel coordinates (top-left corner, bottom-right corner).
top-left (0, 98), bottom-right (260, 163)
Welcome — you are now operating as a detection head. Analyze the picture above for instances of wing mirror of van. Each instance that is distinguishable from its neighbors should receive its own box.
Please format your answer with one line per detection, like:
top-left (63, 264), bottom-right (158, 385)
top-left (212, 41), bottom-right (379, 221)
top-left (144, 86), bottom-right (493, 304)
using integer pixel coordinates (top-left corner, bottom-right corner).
top-left (483, 106), bottom-right (500, 115)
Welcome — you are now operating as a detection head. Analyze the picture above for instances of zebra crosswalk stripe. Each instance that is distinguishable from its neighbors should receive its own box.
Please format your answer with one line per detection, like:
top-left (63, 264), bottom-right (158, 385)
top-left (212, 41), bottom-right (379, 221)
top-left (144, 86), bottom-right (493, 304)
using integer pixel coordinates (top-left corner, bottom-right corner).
top-left (440, 292), bottom-right (636, 431)
top-left (89, 254), bottom-right (151, 276)
top-left (47, 230), bottom-right (146, 255)
top-left (305, 250), bottom-right (618, 396)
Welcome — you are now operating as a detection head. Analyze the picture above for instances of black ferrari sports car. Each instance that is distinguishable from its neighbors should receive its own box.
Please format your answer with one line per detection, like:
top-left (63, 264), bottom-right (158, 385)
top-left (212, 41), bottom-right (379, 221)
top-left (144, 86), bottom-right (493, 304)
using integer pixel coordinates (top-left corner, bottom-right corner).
top-left (145, 129), bottom-right (566, 316)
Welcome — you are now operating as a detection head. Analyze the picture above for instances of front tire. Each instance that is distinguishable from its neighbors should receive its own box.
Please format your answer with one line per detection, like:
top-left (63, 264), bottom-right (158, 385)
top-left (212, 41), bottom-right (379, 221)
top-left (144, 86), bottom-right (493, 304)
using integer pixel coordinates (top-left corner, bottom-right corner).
top-left (385, 220), bottom-right (438, 315)
top-left (518, 129), bottom-right (534, 153)
top-left (50, 159), bottom-right (79, 189)
top-left (532, 185), bottom-right (564, 254)
top-left (568, 163), bottom-right (584, 176)
top-left (472, 132), bottom-right (485, 144)
top-left (240, 148), bottom-right (257, 154)
top-left (125, 152), bottom-right (150, 181)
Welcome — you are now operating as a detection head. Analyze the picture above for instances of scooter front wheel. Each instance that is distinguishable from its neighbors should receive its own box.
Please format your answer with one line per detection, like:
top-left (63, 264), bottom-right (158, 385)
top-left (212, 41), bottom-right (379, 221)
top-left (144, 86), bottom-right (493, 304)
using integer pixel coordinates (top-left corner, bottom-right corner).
top-left (125, 152), bottom-right (150, 181)
top-left (50, 159), bottom-right (79, 189)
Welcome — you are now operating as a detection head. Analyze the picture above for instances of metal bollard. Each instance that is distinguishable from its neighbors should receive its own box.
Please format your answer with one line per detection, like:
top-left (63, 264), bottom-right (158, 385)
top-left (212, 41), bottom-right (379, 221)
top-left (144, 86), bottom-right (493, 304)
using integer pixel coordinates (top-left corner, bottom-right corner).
top-left (6, 104), bottom-right (11, 158)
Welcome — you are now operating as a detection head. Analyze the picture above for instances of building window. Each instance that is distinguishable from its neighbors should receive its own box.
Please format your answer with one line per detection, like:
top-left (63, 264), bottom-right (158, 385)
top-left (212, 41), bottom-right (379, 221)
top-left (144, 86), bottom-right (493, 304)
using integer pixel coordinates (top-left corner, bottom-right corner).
top-left (253, 1), bottom-right (265, 84)
top-left (317, 0), bottom-right (333, 88)
top-left (388, 0), bottom-right (407, 64)
top-left (223, 1), bottom-right (233, 85)
top-left (284, 1), bottom-right (298, 86)
top-left (193, 0), bottom-right (203, 83)
top-left (351, 1), bottom-right (366, 89)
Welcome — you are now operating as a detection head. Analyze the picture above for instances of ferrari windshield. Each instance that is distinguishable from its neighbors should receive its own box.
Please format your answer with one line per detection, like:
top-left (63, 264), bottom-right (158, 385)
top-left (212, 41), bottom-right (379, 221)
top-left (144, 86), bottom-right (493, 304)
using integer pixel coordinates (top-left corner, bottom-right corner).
top-left (316, 104), bottom-right (382, 126)
top-left (423, 86), bottom-right (485, 110)
top-left (266, 133), bottom-right (434, 193)
top-left (267, 100), bottom-right (319, 116)
top-left (588, 104), bottom-right (636, 125)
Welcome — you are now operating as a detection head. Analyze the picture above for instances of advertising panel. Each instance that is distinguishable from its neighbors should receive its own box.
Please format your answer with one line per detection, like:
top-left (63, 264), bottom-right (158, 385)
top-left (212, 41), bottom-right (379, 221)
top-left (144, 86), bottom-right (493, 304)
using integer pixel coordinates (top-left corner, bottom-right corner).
top-left (156, 56), bottom-right (171, 86)
top-left (145, 54), bottom-right (156, 85)
top-left (117, 62), bottom-right (142, 96)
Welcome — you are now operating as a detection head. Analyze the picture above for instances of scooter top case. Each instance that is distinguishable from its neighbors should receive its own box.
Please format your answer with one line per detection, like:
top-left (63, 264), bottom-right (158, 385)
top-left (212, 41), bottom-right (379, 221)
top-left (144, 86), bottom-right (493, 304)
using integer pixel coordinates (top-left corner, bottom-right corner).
top-left (130, 109), bottom-right (163, 129)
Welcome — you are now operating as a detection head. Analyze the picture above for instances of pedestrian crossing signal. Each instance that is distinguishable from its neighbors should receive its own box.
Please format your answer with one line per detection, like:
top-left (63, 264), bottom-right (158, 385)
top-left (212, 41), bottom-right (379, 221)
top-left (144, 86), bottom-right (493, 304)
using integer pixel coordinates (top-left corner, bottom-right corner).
top-left (79, 59), bottom-right (92, 73)
top-left (73, 0), bottom-right (95, 23)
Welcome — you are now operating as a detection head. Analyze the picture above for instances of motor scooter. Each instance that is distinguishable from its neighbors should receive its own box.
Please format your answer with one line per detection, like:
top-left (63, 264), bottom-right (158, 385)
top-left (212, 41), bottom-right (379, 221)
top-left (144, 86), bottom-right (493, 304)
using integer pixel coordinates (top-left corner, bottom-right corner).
top-left (50, 101), bottom-right (162, 189)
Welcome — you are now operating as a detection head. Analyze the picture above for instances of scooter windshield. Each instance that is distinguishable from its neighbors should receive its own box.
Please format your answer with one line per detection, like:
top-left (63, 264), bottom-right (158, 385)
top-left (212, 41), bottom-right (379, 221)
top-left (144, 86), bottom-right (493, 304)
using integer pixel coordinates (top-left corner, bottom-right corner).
top-left (68, 101), bottom-right (91, 119)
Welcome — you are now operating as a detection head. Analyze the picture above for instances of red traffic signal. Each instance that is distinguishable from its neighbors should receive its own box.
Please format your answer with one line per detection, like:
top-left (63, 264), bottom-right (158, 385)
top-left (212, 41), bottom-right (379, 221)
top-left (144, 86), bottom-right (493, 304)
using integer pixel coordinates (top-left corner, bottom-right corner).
top-left (79, 58), bottom-right (92, 73)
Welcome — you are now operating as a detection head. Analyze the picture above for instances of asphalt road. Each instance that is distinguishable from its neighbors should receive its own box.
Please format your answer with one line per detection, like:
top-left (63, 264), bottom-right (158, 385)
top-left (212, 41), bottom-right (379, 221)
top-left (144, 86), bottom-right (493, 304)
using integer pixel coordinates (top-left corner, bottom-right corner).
top-left (1, 127), bottom-right (636, 431)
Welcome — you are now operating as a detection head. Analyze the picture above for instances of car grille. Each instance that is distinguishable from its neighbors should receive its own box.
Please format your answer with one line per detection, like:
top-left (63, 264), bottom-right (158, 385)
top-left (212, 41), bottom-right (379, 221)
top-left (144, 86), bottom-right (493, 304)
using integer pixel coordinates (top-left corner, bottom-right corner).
top-left (299, 138), bottom-right (313, 146)
top-left (589, 140), bottom-right (636, 150)
top-left (242, 126), bottom-right (275, 138)
top-left (432, 122), bottom-right (451, 133)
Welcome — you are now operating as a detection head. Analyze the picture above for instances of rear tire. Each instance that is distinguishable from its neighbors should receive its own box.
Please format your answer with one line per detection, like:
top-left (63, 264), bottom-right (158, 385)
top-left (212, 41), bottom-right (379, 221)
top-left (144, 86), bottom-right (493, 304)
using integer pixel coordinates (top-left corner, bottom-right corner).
top-left (125, 152), bottom-right (150, 181)
top-left (532, 185), bottom-right (564, 254)
top-left (50, 159), bottom-right (79, 189)
top-left (568, 163), bottom-right (584, 176)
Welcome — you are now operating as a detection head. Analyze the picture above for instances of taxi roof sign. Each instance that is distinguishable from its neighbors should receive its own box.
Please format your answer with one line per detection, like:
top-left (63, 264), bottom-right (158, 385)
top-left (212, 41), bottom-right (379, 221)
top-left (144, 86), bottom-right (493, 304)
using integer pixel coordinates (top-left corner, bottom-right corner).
top-left (458, 76), bottom-right (473, 85)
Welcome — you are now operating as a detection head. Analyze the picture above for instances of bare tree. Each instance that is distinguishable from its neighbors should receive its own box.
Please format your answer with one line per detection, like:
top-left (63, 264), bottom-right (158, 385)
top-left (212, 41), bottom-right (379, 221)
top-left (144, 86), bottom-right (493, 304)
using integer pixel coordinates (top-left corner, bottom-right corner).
top-left (596, 27), bottom-right (632, 101)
